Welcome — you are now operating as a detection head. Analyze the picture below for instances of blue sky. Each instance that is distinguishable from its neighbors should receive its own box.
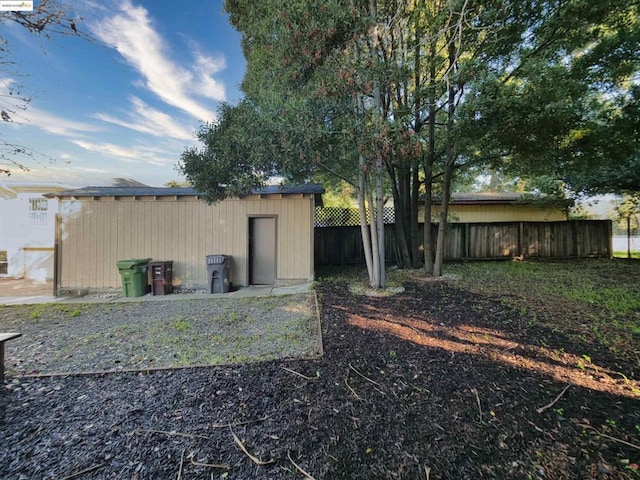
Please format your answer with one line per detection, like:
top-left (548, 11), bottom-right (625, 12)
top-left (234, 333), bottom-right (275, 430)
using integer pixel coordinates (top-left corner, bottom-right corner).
top-left (0, 0), bottom-right (246, 187)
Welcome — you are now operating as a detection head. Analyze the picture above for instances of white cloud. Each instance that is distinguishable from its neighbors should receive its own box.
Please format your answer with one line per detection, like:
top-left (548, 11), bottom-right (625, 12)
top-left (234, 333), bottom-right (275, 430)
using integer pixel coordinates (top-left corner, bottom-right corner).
top-left (1, 163), bottom-right (114, 187)
top-left (72, 138), bottom-right (181, 167)
top-left (13, 108), bottom-right (101, 137)
top-left (72, 140), bottom-right (141, 161)
top-left (91, 0), bottom-right (224, 122)
top-left (95, 96), bottom-right (194, 141)
top-left (0, 77), bottom-right (17, 94)
top-left (191, 45), bottom-right (227, 101)
top-left (1, 78), bottom-right (100, 137)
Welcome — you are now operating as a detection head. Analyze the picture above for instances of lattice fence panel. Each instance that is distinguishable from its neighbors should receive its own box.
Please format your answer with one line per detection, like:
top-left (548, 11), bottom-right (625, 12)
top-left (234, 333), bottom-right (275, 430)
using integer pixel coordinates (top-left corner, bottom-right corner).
top-left (315, 207), bottom-right (395, 227)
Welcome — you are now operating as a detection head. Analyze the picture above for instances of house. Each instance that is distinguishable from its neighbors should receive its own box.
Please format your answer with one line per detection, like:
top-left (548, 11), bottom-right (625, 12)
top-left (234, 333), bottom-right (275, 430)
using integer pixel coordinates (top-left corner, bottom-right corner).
top-left (422, 192), bottom-right (568, 223)
top-left (0, 182), bottom-right (71, 280)
top-left (46, 184), bottom-right (324, 295)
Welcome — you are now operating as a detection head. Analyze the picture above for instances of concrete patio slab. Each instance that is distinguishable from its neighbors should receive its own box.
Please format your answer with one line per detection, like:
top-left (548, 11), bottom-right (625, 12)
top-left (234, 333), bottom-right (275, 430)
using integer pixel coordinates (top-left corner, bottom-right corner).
top-left (0, 278), bottom-right (313, 305)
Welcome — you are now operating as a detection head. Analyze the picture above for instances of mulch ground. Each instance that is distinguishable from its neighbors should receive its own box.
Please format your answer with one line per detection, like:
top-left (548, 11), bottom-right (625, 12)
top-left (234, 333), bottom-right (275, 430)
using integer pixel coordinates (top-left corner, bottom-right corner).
top-left (1, 279), bottom-right (639, 479)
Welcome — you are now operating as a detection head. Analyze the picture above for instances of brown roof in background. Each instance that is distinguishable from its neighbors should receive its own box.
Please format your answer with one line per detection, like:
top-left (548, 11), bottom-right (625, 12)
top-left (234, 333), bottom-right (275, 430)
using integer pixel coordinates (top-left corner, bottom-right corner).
top-left (446, 192), bottom-right (526, 205)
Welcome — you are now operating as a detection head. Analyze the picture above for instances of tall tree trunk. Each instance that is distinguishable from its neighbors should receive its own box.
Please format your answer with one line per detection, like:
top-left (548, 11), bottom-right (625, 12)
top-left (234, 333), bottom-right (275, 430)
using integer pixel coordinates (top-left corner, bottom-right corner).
top-left (358, 151), bottom-right (374, 285)
top-left (356, 88), bottom-right (375, 285)
top-left (433, 158), bottom-right (453, 276)
top-left (433, 35), bottom-right (458, 277)
top-left (423, 35), bottom-right (437, 276)
top-left (389, 165), bottom-right (413, 268)
top-left (410, 0), bottom-right (424, 270)
top-left (376, 156), bottom-right (386, 287)
top-left (367, 0), bottom-right (385, 288)
top-left (366, 176), bottom-right (382, 287)
top-left (410, 161), bottom-right (421, 267)
top-left (423, 163), bottom-right (434, 274)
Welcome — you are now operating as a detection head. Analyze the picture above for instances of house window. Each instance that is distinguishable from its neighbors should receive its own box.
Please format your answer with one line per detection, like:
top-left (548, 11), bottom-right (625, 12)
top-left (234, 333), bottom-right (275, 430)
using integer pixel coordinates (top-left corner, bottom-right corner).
top-left (0, 251), bottom-right (7, 274)
top-left (29, 198), bottom-right (48, 225)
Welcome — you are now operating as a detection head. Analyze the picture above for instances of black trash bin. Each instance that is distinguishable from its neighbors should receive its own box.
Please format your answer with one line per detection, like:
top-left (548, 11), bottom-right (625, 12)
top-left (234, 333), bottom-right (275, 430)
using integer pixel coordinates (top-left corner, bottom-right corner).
top-left (206, 255), bottom-right (231, 293)
top-left (149, 261), bottom-right (173, 295)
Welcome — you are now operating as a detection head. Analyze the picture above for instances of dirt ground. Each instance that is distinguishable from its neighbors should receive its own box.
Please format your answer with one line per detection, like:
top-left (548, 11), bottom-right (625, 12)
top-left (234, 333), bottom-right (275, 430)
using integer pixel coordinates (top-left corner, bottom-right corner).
top-left (1, 277), bottom-right (639, 479)
top-left (0, 278), bottom-right (53, 297)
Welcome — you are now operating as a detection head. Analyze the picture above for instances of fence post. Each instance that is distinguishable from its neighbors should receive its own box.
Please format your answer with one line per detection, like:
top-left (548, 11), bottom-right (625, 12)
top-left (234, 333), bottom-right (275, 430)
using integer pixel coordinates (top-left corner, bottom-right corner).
top-left (518, 222), bottom-right (524, 257)
top-left (464, 223), bottom-right (470, 259)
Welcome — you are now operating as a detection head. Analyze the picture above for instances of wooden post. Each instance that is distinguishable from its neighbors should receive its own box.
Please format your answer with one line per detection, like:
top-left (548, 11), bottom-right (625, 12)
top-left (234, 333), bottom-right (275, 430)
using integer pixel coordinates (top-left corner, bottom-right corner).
top-left (518, 222), bottom-right (524, 257)
top-left (573, 221), bottom-right (580, 258)
top-left (464, 223), bottom-right (470, 260)
top-left (627, 217), bottom-right (632, 259)
top-left (53, 213), bottom-right (61, 297)
top-left (0, 333), bottom-right (21, 383)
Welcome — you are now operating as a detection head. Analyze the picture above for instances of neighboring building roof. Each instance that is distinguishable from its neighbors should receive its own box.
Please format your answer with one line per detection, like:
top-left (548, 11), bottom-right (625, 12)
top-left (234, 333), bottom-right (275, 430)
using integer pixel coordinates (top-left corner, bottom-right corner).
top-left (109, 178), bottom-right (149, 187)
top-left (45, 184), bottom-right (325, 201)
top-left (0, 182), bottom-right (75, 199)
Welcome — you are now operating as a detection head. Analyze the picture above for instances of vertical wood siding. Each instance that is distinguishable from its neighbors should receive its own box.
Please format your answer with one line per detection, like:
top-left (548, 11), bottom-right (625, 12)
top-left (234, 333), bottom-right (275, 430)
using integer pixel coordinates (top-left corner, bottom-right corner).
top-left (58, 196), bottom-right (314, 290)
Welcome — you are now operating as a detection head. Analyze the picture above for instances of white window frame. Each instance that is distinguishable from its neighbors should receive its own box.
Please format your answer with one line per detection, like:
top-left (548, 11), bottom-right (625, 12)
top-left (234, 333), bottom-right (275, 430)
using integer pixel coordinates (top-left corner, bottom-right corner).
top-left (0, 250), bottom-right (7, 275)
top-left (29, 197), bottom-right (48, 225)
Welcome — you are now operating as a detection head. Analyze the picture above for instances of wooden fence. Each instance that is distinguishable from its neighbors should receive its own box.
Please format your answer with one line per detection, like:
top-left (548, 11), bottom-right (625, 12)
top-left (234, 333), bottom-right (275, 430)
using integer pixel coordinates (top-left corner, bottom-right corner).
top-left (314, 220), bottom-right (613, 266)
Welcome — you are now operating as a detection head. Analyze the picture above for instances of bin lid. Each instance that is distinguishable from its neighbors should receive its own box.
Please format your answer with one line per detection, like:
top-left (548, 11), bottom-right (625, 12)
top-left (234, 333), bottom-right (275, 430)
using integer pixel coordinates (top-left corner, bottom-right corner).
top-left (206, 254), bottom-right (230, 265)
top-left (117, 258), bottom-right (153, 269)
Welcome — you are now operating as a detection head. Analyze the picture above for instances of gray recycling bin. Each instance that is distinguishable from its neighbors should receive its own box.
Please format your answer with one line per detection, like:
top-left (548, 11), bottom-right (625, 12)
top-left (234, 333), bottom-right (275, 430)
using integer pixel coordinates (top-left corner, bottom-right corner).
top-left (206, 255), bottom-right (231, 293)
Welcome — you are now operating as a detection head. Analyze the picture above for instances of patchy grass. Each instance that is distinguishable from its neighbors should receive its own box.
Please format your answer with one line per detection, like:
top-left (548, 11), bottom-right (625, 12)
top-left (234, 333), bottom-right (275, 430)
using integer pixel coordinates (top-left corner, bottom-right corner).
top-left (319, 259), bottom-right (640, 361)
top-left (0, 294), bottom-right (321, 374)
top-left (318, 265), bottom-right (429, 297)
top-left (613, 250), bottom-right (640, 259)
top-left (445, 259), bottom-right (640, 313)
top-left (445, 259), bottom-right (640, 359)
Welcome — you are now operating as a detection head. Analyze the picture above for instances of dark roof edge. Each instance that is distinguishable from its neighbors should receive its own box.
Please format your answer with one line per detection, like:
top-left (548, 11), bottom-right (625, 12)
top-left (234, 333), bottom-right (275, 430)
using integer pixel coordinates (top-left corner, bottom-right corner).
top-left (430, 193), bottom-right (549, 206)
top-left (45, 184), bottom-right (325, 199)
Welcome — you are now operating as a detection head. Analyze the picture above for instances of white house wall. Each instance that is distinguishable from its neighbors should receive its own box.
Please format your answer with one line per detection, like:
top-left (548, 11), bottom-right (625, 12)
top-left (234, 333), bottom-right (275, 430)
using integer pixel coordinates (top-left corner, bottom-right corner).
top-left (57, 195), bottom-right (315, 292)
top-left (0, 192), bottom-right (58, 280)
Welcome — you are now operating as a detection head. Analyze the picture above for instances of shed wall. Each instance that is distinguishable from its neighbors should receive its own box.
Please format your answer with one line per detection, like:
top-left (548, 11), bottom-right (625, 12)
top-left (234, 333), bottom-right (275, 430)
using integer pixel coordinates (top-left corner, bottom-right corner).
top-left (57, 195), bottom-right (315, 291)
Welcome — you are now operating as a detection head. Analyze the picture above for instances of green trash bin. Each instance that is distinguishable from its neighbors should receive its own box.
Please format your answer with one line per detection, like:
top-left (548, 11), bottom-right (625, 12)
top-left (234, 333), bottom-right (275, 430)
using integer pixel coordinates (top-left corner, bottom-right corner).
top-left (116, 258), bottom-right (152, 297)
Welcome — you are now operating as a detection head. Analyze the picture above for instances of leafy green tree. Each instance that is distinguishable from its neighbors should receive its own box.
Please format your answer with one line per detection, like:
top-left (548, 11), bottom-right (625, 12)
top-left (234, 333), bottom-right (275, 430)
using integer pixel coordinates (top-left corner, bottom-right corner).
top-left (463, 0), bottom-right (640, 199)
top-left (182, 0), bottom-right (639, 282)
top-left (164, 180), bottom-right (191, 188)
top-left (181, 100), bottom-right (291, 204)
top-left (616, 195), bottom-right (640, 258)
top-left (321, 181), bottom-right (357, 209)
top-left (186, 0), bottom-right (392, 286)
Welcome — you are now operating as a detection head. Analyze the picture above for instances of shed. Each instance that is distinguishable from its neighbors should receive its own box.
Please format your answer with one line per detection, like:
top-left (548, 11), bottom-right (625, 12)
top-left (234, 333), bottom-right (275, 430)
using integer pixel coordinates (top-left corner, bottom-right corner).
top-left (46, 185), bottom-right (324, 295)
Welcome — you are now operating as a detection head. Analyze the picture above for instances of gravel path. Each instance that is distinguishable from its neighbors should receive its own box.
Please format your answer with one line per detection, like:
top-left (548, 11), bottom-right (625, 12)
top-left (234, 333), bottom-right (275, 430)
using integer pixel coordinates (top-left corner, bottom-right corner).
top-left (0, 294), bottom-right (321, 375)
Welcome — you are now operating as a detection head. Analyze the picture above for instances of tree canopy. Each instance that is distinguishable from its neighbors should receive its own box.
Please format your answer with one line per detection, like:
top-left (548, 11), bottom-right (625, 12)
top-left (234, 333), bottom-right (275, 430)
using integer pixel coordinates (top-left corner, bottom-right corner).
top-left (464, 0), bottom-right (640, 196)
top-left (180, 0), bottom-right (640, 282)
